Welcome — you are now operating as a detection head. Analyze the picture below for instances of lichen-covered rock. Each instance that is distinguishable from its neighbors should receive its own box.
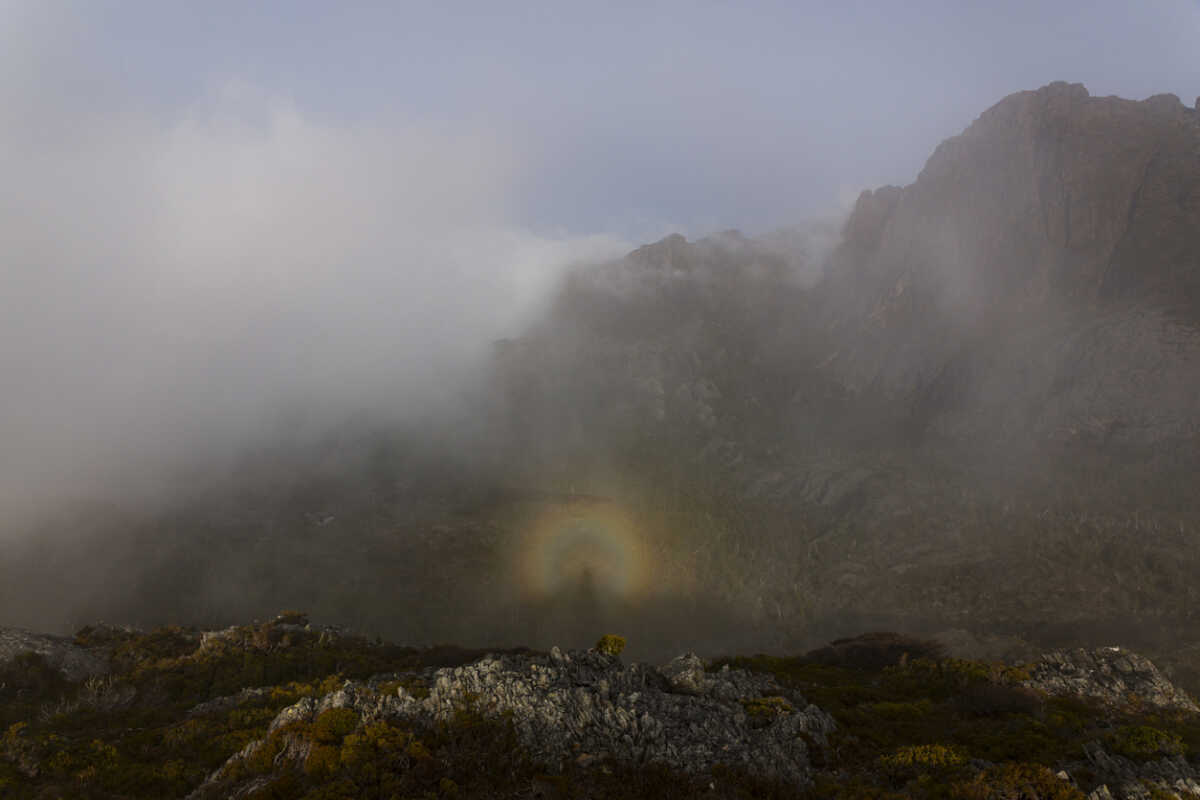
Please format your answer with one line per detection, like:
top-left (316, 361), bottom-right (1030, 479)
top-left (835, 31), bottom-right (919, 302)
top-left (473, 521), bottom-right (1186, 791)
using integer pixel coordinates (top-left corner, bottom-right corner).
top-left (206, 647), bottom-right (835, 793)
top-left (411, 647), bottom-right (834, 784)
top-left (660, 652), bottom-right (707, 695)
top-left (187, 686), bottom-right (273, 717)
top-left (1024, 647), bottom-right (1199, 712)
top-left (0, 625), bottom-right (108, 681)
top-left (1081, 741), bottom-right (1200, 799)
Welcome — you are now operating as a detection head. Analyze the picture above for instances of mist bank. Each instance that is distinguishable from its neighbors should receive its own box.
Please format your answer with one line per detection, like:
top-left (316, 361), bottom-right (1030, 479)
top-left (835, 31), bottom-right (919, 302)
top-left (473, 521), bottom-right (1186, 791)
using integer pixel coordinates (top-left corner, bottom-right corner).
top-left (0, 78), bottom-right (629, 534)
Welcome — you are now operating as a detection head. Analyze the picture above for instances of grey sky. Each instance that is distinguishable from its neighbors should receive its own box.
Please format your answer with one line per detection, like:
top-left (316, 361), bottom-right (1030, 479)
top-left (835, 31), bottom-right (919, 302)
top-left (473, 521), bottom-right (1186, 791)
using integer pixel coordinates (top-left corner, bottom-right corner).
top-left (1, 0), bottom-right (1198, 524)
top-left (57, 0), bottom-right (1200, 236)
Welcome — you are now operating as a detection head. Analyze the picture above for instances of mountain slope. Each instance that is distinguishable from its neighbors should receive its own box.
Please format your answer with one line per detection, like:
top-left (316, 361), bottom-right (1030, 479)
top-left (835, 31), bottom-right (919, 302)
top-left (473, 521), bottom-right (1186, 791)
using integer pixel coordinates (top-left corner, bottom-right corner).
top-left (820, 82), bottom-right (1200, 447)
top-left (483, 82), bottom-right (1200, 671)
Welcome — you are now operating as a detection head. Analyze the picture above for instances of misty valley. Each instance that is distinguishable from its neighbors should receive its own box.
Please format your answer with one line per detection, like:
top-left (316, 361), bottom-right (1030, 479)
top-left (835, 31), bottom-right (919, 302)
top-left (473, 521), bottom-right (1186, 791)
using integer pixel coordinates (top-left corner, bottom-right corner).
top-left (4, 82), bottom-right (1200, 799)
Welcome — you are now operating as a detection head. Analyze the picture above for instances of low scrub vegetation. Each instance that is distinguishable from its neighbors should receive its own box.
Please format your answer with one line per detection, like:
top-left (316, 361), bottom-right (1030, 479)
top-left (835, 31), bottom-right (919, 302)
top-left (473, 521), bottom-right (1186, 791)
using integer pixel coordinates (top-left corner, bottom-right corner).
top-left (2, 619), bottom-right (1200, 797)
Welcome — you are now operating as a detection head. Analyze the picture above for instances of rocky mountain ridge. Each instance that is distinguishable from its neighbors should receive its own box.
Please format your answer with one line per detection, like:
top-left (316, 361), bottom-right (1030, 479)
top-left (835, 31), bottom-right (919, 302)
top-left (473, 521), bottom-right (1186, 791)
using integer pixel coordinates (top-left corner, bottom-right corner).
top-left (476, 82), bottom-right (1200, 671)
top-left (821, 81), bottom-right (1200, 447)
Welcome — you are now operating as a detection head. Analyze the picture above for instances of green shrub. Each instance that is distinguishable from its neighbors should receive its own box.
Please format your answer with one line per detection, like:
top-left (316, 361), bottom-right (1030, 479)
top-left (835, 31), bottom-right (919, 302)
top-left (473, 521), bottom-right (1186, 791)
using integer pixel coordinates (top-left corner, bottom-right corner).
top-left (868, 699), bottom-right (934, 720)
top-left (952, 762), bottom-right (1084, 799)
top-left (1105, 725), bottom-right (1186, 760)
top-left (741, 696), bottom-right (794, 725)
top-left (339, 720), bottom-right (419, 771)
top-left (304, 743), bottom-right (341, 778)
top-left (955, 683), bottom-right (1044, 717)
top-left (0, 651), bottom-right (69, 703)
top-left (312, 708), bottom-right (359, 745)
top-left (595, 634), bottom-right (626, 656)
top-left (879, 743), bottom-right (968, 775)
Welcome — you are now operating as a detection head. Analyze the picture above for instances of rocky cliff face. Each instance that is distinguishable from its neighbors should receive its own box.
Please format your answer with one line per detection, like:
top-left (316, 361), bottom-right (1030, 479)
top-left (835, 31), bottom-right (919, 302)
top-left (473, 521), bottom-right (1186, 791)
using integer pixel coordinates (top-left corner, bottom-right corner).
top-left (488, 227), bottom-right (828, 485)
top-left (821, 82), bottom-right (1200, 447)
top-left (835, 83), bottom-right (1200, 310)
top-left (471, 83), bottom-right (1200, 677)
top-left (493, 84), bottom-right (1200, 469)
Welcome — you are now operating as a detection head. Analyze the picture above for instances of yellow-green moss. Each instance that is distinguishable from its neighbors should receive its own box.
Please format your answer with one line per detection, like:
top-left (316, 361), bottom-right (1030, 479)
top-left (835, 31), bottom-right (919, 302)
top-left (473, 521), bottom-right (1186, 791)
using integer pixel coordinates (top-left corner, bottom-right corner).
top-left (879, 743), bottom-right (968, 772)
top-left (595, 634), bottom-right (626, 656)
top-left (339, 721), bottom-right (413, 769)
top-left (1140, 780), bottom-right (1182, 800)
top-left (741, 696), bottom-right (794, 721)
top-left (406, 737), bottom-right (433, 761)
top-left (2, 721), bottom-right (28, 748)
top-left (1105, 725), bottom-right (1186, 760)
top-left (951, 762), bottom-right (1085, 799)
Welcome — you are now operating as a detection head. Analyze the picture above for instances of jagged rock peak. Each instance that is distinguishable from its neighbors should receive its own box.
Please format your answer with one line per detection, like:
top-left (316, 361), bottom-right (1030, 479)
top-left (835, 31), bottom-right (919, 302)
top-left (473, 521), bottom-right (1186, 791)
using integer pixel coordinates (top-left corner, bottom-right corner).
top-left (624, 229), bottom-right (760, 271)
top-left (834, 80), bottom-right (1200, 310)
top-left (815, 81), bottom-right (1200, 446)
top-left (626, 232), bottom-right (690, 270)
top-left (842, 184), bottom-right (902, 251)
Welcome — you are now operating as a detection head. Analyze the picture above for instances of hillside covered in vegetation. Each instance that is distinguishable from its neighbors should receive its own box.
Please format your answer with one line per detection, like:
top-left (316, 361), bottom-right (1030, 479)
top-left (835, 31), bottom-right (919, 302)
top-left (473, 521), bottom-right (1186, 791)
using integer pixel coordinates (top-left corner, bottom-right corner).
top-left (4, 615), bottom-right (1200, 799)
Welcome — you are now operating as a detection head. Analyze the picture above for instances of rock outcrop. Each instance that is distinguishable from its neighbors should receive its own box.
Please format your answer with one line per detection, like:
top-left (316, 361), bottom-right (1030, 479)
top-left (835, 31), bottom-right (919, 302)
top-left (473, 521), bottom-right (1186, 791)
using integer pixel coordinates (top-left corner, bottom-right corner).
top-left (821, 82), bottom-right (1200, 447)
top-left (0, 626), bottom-right (107, 681)
top-left (1081, 741), bottom-right (1200, 799)
top-left (4, 614), bottom-right (1200, 800)
top-left (828, 82), bottom-right (1200, 316)
top-left (1025, 646), bottom-right (1200, 712)
top-left (200, 647), bottom-right (835, 796)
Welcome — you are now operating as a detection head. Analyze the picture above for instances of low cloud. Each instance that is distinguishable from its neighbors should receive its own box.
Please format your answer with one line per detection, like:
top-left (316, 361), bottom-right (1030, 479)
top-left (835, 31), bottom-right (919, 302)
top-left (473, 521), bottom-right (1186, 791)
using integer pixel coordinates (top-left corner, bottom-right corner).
top-left (0, 76), bottom-right (626, 528)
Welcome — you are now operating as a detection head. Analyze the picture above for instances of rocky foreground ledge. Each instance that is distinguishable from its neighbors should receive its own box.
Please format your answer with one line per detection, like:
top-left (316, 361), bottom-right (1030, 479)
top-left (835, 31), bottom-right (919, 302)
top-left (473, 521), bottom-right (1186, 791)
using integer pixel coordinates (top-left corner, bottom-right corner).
top-left (4, 619), bottom-right (1200, 799)
top-left (190, 646), bottom-right (835, 798)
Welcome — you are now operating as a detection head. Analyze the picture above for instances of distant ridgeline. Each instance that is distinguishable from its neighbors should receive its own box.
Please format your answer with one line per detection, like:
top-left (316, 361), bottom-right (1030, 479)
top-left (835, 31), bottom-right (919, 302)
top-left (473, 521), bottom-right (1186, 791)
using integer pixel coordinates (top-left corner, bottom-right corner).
top-left (494, 82), bottom-right (1200, 468)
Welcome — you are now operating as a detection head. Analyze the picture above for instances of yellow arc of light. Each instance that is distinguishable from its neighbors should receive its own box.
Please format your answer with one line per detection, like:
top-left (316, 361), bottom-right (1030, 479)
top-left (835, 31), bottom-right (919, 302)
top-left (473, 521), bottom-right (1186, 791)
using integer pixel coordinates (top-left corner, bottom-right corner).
top-left (515, 501), bottom-right (649, 601)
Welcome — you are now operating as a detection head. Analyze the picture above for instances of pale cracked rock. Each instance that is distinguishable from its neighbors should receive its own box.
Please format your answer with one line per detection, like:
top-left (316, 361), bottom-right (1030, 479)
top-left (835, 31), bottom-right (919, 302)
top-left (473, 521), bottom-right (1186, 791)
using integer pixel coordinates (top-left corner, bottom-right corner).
top-left (661, 652), bottom-right (707, 694)
top-left (202, 648), bottom-right (835, 794)
top-left (1024, 647), bottom-right (1199, 712)
top-left (0, 626), bottom-right (108, 681)
top-left (1081, 741), bottom-right (1200, 799)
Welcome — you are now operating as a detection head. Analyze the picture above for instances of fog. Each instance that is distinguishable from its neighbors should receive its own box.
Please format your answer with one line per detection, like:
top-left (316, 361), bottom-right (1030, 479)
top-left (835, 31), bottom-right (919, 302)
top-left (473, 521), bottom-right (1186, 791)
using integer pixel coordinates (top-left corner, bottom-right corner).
top-left (0, 65), bottom-right (626, 527)
top-left (3, 2), bottom-right (1200, 660)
